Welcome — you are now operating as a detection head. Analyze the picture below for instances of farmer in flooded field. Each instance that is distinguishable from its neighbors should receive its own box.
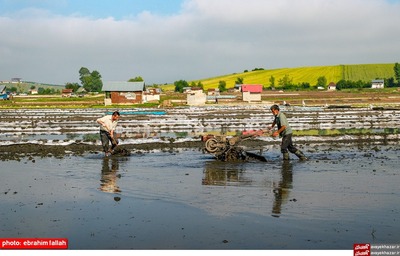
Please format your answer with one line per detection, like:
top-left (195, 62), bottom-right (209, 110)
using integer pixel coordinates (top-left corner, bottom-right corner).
top-left (268, 105), bottom-right (307, 161)
top-left (96, 111), bottom-right (120, 157)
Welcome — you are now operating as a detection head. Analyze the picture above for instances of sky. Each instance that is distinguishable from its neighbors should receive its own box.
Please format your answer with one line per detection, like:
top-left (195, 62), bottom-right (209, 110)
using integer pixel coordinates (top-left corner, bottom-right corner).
top-left (1, 0), bottom-right (400, 85)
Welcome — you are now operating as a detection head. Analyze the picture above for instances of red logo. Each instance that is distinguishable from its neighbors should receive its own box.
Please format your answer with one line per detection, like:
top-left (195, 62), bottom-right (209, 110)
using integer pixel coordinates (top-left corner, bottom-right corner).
top-left (354, 243), bottom-right (370, 256)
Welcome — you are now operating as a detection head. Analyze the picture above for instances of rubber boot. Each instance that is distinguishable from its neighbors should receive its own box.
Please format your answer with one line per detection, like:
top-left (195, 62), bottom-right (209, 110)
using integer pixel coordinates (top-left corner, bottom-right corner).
top-left (294, 150), bottom-right (308, 161)
top-left (283, 152), bottom-right (290, 161)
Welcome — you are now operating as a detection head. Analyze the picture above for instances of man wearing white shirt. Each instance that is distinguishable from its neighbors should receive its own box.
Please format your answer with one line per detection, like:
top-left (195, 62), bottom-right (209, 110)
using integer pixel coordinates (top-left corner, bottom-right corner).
top-left (96, 111), bottom-right (121, 157)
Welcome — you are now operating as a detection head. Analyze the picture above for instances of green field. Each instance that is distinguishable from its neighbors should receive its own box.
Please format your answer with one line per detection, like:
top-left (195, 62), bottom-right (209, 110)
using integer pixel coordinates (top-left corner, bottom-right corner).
top-left (180, 63), bottom-right (397, 90)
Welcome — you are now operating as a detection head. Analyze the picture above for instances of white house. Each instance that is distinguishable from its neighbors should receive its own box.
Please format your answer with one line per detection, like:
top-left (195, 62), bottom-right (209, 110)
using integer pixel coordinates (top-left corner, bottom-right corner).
top-left (187, 88), bottom-right (206, 106)
top-left (327, 82), bottom-right (337, 91)
top-left (371, 79), bottom-right (384, 89)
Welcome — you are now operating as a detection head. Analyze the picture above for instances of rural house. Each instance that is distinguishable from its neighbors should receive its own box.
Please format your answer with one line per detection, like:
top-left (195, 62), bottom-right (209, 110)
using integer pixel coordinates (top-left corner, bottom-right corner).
top-left (327, 82), bottom-right (337, 91)
top-left (143, 88), bottom-right (161, 103)
top-left (186, 87), bottom-right (206, 106)
top-left (241, 84), bottom-right (263, 102)
top-left (61, 89), bottom-right (73, 97)
top-left (371, 79), bottom-right (384, 89)
top-left (102, 81), bottom-right (146, 105)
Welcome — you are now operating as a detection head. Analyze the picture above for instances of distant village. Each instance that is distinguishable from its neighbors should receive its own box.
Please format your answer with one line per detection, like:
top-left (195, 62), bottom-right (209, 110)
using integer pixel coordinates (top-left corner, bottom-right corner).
top-left (1, 78), bottom-right (386, 106)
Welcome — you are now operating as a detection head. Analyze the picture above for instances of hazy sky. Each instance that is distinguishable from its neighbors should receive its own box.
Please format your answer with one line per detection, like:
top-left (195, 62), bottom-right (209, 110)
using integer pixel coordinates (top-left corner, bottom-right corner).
top-left (1, 0), bottom-right (399, 85)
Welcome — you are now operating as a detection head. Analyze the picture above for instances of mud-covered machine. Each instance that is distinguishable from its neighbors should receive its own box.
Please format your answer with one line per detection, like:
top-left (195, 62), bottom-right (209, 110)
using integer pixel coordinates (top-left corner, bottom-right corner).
top-left (201, 130), bottom-right (268, 162)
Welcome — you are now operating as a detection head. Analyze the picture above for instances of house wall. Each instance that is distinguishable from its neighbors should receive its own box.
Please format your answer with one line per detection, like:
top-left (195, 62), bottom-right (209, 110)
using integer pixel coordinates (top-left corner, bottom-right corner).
top-left (187, 91), bottom-right (206, 106)
top-left (242, 91), bottom-right (261, 102)
top-left (371, 83), bottom-right (384, 89)
top-left (144, 94), bottom-right (160, 102)
top-left (104, 98), bottom-right (112, 106)
top-left (110, 91), bottom-right (143, 104)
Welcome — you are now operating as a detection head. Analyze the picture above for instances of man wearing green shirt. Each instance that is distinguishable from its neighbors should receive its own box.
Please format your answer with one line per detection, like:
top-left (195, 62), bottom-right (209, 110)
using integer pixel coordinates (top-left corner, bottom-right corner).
top-left (269, 105), bottom-right (307, 161)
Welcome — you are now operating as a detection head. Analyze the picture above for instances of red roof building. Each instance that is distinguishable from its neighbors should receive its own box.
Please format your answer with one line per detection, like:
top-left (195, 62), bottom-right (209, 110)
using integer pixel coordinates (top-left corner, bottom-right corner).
top-left (241, 84), bottom-right (263, 93)
top-left (241, 84), bottom-right (263, 102)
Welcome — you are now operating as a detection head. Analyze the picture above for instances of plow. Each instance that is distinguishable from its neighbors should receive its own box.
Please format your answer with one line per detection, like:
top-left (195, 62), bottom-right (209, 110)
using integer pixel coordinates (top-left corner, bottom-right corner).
top-left (201, 130), bottom-right (269, 162)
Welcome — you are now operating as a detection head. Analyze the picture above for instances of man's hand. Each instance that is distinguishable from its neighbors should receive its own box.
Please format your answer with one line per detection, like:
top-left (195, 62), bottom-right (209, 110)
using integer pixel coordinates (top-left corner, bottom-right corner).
top-left (103, 125), bottom-right (111, 132)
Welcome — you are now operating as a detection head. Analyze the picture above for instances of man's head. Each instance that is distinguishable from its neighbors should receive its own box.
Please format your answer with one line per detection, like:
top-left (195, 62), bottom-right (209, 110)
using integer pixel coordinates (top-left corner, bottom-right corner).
top-left (112, 111), bottom-right (120, 121)
top-left (270, 104), bottom-right (280, 115)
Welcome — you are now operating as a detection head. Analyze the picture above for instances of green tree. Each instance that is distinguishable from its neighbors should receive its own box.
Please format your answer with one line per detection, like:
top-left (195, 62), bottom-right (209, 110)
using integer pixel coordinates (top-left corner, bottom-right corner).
top-left (269, 75), bottom-right (275, 87)
top-left (218, 80), bottom-right (227, 92)
top-left (174, 80), bottom-right (189, 93)
top-left (197, 81), bottom-right (204, 90)
top-left (90, 70), bottom-right (103, 92)
top-left (79, 67), bottom-right (90, 85)
top-left (128, 76), bottom-right (144, 82)
top-left (278, 74), bottom-right (293, 88)
top-left (316, 76), bottom-right (327, 88)
top-left (65, 82), bottom-right (80, 92)
top-left (394, 63), bottom-right (400, 85)
top-left (299, 82), bottom-right (310, 89)
top-left (79, 67), bottom-right (103, 92)
top-left (235, 77), bottom-right (244, 85)
top-left (385, 77), bottom-right (396, 88)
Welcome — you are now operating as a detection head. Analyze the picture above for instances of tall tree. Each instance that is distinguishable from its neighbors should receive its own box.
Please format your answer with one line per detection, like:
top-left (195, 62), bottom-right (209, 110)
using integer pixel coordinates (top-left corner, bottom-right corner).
top-left (235, 77), bottom-right (244, 85)
top-left (278, 74), bottom-right (293, 87)
top-left (79, 67), bottom-right (103, 92)
top-left (218, 80), bottom-right (227, 92)
top-left (316, 76), bottom-right (327, 88)
top-left (394, 63), bottom-right (400, 85)
top-left (79, 67), bottom-right (90, 86)
top-left (174, 80), bottom-right (189, 93)
top-left (90, 70), bottom-right (103, 92)
top-left (269, 75), bottom-right (275, 87)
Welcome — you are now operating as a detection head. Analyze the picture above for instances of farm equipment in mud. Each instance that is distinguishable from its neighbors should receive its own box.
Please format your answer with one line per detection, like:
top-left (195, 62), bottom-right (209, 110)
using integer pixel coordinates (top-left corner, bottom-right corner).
top-left (201, 130), bottom-right (268, 162)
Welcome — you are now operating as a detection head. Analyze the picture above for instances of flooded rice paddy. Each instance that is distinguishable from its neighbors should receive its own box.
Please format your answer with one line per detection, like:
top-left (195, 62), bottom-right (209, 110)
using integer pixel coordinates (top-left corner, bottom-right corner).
top-left (0, 106), bottom-right (399, 250)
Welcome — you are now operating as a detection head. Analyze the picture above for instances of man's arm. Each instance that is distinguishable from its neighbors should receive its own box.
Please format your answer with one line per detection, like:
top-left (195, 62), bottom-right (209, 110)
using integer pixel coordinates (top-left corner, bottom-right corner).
top-left (273, 125), bottom-right (286, 137)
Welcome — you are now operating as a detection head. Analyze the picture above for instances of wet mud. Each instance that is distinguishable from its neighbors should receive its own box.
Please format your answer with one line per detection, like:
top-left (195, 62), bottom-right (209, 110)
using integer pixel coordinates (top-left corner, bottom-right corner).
top-left (0, 106), bottom-right (399, 249)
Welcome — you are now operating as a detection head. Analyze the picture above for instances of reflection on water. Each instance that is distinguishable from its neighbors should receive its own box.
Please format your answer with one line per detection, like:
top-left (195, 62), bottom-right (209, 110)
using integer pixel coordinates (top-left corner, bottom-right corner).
top-left (203, 160), bottom-right (294, 217)
top-left (202, 161), bottom-right (252, 186)
top-left (99, 157), bottom-right (125, 193)
top-left (272, 162), bottom-right (293, 217)
top-left (202, 161), bottom-right (295, 217)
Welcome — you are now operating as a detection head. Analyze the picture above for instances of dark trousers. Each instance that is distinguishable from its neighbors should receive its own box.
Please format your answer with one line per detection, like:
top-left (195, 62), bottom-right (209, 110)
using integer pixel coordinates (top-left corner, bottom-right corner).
top-left (280, 134), bottom-right (298, 154)
top-left (100, 130), bottom-right (118, 153)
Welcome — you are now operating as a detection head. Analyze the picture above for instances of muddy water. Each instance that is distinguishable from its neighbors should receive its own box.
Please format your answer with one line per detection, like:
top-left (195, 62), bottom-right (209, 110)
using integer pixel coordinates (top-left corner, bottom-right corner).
top-left (1, 143), bottom-right (399, 249)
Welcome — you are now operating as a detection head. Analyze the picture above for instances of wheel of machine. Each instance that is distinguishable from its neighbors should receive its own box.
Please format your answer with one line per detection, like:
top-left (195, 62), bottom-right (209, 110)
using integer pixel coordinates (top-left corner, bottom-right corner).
top-left (205, 138), bottom-right (219, 153)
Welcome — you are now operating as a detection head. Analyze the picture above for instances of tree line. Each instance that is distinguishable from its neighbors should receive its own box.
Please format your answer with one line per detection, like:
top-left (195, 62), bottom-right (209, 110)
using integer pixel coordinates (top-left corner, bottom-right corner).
top-left (26, 62), bottom-right (400, 94)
